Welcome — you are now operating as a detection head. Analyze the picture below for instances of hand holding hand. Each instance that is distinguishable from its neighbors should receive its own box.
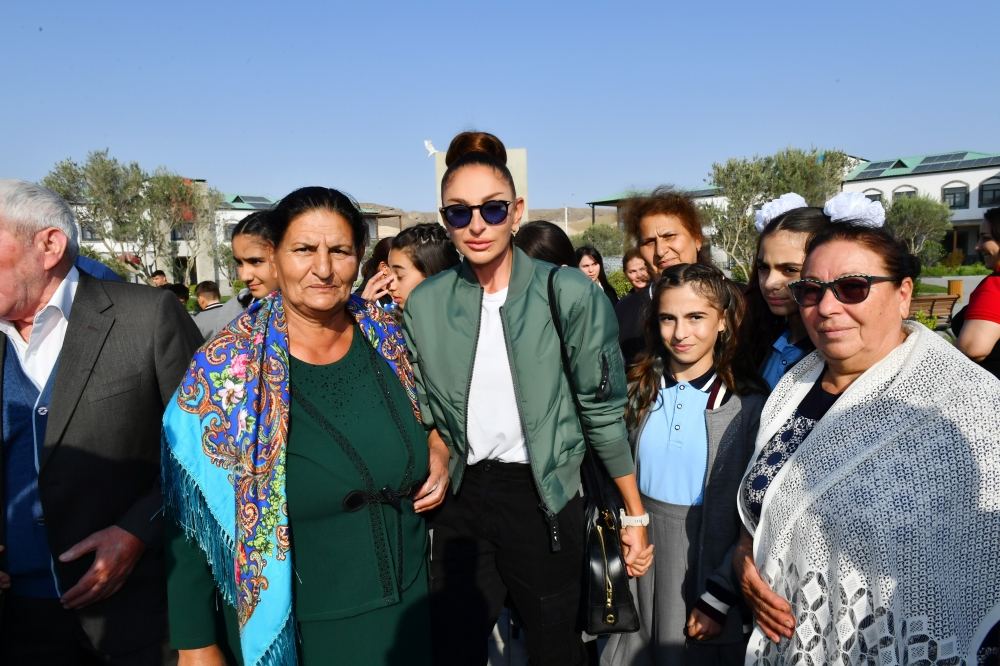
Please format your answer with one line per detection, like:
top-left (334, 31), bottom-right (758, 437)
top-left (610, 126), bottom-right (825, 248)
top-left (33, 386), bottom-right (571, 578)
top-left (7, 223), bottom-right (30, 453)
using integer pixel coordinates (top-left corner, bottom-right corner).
top-left (686, 607), bottom-right (723, 641)
top-left (733, 530), bottom-right (794, 642)
top-left (620, 524), bottom-right (654, 577)
top-left (413, 429), bottom-right (450, 513)
top-left (59, 525), bottom-right (145, 609)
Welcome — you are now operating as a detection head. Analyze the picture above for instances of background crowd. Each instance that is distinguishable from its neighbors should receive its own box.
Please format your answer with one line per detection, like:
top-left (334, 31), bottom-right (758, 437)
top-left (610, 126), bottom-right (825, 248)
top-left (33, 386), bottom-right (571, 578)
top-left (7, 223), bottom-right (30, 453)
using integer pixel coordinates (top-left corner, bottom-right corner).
top-left (0, 129), bottom-right (998, 666)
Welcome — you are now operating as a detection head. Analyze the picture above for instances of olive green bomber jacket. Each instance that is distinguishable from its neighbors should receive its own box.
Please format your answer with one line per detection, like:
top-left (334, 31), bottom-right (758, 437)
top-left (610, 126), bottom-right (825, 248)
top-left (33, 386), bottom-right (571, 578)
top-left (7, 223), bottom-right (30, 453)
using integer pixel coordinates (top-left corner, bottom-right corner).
top-left (402, 246), bottom-right (634, 514)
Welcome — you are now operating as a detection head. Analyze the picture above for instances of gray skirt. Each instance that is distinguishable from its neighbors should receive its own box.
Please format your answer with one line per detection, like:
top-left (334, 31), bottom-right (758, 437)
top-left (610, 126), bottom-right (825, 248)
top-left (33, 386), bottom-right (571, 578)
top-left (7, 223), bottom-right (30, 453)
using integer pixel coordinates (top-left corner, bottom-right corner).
top-left (600, 494), bottom-right (745, 666)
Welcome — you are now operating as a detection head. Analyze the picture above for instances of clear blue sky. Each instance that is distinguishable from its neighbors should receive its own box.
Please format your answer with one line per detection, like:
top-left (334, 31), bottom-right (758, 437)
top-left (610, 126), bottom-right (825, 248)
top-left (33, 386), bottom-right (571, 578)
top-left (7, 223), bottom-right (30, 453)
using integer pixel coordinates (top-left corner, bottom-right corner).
top-left (2, 1), bottom-right (997, 211)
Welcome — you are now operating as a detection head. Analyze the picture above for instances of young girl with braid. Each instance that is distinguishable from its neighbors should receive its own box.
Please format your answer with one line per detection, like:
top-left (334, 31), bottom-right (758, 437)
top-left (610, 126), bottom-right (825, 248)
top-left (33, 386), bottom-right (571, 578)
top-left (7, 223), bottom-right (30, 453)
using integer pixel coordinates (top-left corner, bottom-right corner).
top-left (603, 264), bottom-right (766, 666)
top-left (385, 223), bottom-right (460, 309)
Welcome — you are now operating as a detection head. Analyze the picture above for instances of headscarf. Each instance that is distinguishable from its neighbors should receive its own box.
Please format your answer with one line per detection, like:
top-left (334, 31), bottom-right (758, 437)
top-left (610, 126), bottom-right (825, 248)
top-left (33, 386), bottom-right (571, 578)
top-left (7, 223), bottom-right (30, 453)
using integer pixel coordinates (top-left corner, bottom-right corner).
top-left (162, 293), bottom-right (417, 666)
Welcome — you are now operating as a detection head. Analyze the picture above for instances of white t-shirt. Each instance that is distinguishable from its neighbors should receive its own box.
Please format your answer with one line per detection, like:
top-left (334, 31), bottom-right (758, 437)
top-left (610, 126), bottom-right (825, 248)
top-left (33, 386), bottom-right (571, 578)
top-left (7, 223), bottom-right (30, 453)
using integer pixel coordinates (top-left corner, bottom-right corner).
top-left (466, 288), bottom-right (528, 464)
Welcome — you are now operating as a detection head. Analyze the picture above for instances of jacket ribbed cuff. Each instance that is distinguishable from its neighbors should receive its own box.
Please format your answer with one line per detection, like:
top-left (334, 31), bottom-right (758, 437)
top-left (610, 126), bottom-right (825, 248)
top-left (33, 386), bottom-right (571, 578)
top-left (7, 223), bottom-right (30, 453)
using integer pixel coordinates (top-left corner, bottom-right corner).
top-left (696, 579), bottom-right (738, 626)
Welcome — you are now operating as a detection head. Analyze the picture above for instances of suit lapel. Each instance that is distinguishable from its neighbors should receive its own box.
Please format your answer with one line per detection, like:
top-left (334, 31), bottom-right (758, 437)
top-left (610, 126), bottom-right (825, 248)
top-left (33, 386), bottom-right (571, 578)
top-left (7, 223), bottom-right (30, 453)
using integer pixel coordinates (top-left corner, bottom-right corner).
top-left (0, 338), bottom-right (5, 541)
top-left (41, 274), bottom-right (114, 470)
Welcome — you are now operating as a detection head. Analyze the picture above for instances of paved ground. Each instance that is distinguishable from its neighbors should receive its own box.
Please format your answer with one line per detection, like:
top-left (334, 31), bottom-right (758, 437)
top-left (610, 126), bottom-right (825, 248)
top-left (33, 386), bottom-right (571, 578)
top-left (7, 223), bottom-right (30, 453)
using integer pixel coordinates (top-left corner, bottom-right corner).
top-left (922, 274), bottom-right (989, 309)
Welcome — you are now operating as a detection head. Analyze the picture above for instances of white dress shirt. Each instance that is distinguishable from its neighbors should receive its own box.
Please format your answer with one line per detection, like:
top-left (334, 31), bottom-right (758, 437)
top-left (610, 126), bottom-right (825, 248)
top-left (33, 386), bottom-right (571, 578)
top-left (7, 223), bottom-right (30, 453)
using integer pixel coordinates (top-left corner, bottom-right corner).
top-left (0, 266), bottom-right (79, 391)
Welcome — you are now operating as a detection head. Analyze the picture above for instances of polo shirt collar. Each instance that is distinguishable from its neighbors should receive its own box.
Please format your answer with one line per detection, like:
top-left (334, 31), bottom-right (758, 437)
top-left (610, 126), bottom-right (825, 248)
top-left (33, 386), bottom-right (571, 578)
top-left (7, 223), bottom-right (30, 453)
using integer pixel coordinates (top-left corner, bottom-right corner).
top-left (661, 367), bottom-right (716, 392)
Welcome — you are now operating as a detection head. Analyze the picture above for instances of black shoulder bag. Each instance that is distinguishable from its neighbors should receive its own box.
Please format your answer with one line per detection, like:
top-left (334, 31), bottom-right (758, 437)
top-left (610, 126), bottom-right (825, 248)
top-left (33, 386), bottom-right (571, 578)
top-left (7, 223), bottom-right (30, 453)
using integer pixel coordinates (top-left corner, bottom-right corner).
top-left (546, 267), bottom-right (639, 635)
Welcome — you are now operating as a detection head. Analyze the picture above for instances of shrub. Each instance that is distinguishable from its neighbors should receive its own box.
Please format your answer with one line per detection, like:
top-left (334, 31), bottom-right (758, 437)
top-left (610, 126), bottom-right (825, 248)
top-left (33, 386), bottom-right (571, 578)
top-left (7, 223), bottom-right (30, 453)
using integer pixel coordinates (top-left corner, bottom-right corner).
top-left (909, 310), bottom-right (938, 330)
top-left (922, 263), bottom-right (991, 277)
top-left (941, 249), bottom-right (964, 269)
top-left (608, 270), bottom-right (631, 297)
top-left (570, 224), bottom-right (625, 257)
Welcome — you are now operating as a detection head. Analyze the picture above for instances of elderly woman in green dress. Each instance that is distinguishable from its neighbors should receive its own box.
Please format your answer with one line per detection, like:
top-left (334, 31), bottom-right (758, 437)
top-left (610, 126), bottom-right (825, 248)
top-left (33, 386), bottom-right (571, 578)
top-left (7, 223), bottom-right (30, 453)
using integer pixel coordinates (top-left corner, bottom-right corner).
top-left (162, 186), bottom-right (448, 665)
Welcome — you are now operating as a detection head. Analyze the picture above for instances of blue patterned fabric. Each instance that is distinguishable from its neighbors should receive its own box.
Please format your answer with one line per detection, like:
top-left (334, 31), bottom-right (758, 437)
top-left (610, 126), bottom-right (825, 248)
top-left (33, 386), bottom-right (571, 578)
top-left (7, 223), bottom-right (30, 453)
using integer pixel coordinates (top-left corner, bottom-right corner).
top-left (162, 293), bottom-right (418, 666)
top-left (741, 377), bottom-right (836, 528)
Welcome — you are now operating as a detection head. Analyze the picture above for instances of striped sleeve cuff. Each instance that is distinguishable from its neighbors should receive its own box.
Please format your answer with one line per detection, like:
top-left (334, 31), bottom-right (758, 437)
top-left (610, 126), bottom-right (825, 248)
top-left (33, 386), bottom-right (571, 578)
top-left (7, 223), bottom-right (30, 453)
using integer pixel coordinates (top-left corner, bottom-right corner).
top-left (696, 579), bottom-right (739, 626)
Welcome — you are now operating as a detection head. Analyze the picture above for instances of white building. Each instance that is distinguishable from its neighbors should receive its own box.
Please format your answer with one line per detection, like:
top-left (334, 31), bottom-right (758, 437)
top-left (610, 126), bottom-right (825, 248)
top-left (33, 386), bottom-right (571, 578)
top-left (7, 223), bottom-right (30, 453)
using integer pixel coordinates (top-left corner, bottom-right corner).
top-left (589, 150), bottom-right (1000, 264)
top-left (77, 191), bottom-right (275, 295)
top-left (840, 150), bottom-right (1000, 261)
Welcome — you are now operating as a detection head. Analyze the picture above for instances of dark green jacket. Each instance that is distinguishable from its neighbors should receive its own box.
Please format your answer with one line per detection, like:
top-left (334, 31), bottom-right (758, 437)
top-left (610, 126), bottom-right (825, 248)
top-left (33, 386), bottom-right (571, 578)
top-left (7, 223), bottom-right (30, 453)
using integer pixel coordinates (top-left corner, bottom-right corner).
top-left (402, 246), bottom-right (634, 514)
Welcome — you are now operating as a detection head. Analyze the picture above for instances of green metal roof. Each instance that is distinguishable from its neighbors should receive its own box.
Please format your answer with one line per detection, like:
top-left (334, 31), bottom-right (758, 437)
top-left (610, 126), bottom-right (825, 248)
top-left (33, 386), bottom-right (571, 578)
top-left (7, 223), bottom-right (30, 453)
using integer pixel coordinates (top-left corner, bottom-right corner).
top-left (219, 193), bottom-right (275, 210)
top-left (846, 151), bottom-right (1000, 181)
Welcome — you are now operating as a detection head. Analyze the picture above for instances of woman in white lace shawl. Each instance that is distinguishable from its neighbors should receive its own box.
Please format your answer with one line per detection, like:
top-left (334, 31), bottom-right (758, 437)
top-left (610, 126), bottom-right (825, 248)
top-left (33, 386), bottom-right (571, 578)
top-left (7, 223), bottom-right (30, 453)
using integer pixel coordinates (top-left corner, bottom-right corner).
top-left (732, 215), bottom-right (1000, 665)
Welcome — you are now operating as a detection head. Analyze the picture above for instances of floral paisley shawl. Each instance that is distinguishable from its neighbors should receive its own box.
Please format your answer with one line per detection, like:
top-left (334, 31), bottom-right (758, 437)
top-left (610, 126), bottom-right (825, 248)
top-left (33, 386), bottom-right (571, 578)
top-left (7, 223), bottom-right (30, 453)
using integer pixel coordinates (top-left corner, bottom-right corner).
top-left (161, 294), bottom-right (418, 666)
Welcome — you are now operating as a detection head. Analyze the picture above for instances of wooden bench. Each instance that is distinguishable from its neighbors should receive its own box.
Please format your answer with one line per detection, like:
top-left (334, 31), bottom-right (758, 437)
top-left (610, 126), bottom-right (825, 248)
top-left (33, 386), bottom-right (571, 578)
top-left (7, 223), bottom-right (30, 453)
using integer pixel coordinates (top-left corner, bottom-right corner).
top-left (908, 293), bottom-right (960, 330)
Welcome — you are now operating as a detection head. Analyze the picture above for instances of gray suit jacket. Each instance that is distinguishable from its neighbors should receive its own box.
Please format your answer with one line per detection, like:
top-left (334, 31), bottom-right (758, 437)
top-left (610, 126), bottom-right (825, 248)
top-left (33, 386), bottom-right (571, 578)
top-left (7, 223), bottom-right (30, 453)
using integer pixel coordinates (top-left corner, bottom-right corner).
top-left (193, 298), bottom-right (242, 341)
top-left (0, 274), bottom-right (202, 655)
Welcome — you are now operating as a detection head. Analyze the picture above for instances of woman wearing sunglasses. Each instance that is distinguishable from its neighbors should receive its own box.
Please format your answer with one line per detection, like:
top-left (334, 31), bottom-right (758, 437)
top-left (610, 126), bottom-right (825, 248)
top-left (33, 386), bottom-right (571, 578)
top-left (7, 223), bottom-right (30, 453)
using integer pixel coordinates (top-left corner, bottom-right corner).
top-left (731, 218), bottom-right (1000, 664)
top-left (402, 131), bottom-right (652, 665)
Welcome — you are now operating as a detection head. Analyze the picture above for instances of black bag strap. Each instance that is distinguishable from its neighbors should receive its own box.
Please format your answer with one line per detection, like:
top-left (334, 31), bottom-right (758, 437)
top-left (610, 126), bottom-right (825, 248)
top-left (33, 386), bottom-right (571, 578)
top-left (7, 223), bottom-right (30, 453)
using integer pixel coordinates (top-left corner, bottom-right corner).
top-left (546, 267), bottom-right (620, 511)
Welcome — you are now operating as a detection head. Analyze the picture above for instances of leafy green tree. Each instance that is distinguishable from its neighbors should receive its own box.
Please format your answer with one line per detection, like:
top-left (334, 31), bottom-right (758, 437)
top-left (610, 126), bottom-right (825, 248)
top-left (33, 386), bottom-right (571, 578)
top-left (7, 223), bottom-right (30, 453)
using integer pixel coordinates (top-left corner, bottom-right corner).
top-left (709, 148), bottom-right (849, 279)
top-left (43, 151), bottom-right (223, 283)
top-left (885, 196), bottom-right (952, 266)
top-left (146, 172), bottom-right (223, 284)
top-left (706, 158), bottom-right (770, 279)
top-left (570, 224), bottom-right (625, 256)
top-left (43, 149), bottom-right (146, 276)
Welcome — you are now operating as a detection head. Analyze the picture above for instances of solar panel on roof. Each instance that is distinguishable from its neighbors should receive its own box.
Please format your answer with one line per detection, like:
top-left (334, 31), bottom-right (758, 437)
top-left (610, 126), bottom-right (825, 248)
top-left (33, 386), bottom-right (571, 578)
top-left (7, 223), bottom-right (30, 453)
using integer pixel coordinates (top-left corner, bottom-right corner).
top-left (912, 165), bottom-right (938, 173)
top-left (856, 169), bottom-right (884, 179)
top-left (921, 152), bottom-right (966, 164)
top-left (865, 161), bottom-right (894, 170)
top-left (989, 156), bottom-right (1000, 166)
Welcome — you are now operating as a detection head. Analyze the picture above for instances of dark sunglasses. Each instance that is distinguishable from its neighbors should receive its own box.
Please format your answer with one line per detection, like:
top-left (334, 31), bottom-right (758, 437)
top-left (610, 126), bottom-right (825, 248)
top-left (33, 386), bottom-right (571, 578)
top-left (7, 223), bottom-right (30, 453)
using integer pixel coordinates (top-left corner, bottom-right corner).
top-left (788, 274), bottom-right (897, 307)
top-left (439, 200), bottom-right (512, 228)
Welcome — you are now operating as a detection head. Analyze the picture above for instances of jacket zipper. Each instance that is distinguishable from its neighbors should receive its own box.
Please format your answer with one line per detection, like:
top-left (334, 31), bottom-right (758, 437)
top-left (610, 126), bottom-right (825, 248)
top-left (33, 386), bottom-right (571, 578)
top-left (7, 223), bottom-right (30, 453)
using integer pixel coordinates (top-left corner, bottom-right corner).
top-left (459, 287), bottom-right (485, 487)
top-left (499, 305), bottom-right (562, 552)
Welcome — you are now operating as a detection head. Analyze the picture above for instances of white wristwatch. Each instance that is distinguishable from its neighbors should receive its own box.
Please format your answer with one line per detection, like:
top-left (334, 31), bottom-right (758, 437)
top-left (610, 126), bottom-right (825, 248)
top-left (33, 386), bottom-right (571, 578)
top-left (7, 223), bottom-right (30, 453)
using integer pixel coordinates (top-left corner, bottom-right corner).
top-left (619, 509), bottom-right (650, 527)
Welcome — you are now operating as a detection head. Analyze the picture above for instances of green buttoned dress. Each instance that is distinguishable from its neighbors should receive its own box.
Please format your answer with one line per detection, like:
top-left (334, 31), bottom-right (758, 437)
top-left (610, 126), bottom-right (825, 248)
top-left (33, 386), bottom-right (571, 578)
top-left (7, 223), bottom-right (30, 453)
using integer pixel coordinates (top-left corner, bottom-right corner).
top-left (167, 330), bottom-right (431, 665)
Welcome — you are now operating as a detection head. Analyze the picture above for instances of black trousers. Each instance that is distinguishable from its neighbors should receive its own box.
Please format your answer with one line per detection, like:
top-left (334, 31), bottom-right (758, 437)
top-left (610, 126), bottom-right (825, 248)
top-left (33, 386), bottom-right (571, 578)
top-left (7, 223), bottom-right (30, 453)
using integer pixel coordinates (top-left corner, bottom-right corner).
top-left (429, 460), bottom-right (586, 666)
top-left (0, 594), bottom-right (166, 666)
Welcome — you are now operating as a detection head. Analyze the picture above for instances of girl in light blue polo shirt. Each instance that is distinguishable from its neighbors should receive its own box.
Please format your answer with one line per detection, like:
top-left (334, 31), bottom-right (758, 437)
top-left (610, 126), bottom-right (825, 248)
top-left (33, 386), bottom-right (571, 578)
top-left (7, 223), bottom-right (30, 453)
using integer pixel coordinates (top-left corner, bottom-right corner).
top-left (602, 264), bottom-right (767, 666)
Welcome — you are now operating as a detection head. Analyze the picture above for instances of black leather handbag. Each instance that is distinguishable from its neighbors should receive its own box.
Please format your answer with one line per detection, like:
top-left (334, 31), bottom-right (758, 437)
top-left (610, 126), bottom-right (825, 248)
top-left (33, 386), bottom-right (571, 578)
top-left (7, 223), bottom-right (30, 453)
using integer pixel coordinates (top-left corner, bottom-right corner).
top-left (547, 267), bottom-right (640, 635)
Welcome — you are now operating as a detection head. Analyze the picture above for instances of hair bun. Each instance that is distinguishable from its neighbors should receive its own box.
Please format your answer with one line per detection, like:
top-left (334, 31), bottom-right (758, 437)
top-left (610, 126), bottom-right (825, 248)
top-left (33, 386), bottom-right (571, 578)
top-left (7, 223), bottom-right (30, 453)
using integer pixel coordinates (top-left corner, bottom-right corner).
top-left (445, 131), bottom-right (507, 167)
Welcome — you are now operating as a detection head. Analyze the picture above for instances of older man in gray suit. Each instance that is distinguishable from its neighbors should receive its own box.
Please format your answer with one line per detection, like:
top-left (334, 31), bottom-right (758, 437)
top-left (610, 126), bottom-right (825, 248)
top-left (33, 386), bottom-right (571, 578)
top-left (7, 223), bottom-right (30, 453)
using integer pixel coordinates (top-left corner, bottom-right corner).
top-left (0, 180), bottom-right (202, 664)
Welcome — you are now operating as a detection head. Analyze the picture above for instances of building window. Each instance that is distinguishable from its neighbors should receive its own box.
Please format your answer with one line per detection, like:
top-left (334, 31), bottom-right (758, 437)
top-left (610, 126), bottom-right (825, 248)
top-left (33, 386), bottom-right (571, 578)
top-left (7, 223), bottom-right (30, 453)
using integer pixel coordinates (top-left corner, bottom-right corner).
top-left (981, 181), bottom-right (1000, 208)
top-left (942, 185), bottom-right (969, 209)
top-left (80, 224), bottom-right (100, 241)
top-left (892, 189), bottom-right (917, 202)
top-left (864, 191), bottom-right (883, 203)
top-left (171, 224), bottom-right (196, 241)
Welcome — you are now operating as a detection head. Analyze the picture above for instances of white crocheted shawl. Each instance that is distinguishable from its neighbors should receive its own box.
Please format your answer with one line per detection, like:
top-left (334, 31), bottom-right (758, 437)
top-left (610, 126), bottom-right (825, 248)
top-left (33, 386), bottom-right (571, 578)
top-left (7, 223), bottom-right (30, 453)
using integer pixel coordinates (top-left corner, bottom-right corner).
top-left (738, 322), bottom-right (1000, 665)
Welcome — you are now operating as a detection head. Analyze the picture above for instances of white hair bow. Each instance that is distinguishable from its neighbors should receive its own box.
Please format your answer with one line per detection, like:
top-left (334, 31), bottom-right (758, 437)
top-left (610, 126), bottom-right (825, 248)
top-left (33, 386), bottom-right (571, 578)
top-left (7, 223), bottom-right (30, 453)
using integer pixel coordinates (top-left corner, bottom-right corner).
top-left (823, 192), bottom-right (885, 228)
top-left (754, 193), bottom-right (808, 233)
